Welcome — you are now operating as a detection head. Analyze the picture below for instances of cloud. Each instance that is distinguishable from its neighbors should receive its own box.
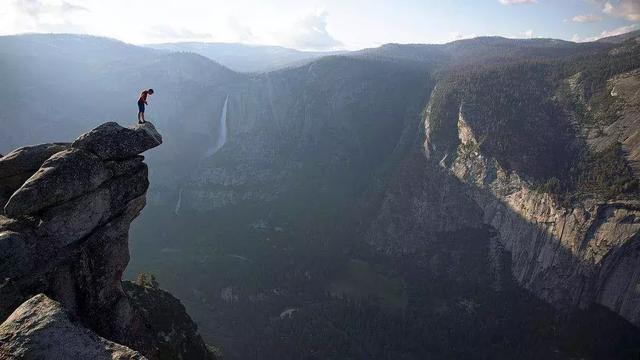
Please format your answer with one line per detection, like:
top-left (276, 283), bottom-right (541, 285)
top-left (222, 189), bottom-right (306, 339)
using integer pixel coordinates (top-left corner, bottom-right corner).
top-left (8, 0), bottom-right (88, 34)
top-left (281, 11), bottom-right (342, 50)
top-left (227, 16), bottom-right (254, 42)
top-left (572, 23), bottom-right (639, 41)
top-left (568, 14), bottom-right (602, 22)
top-left (60, 1), bottom-right (87, 13)
top-left (146, 25), bottom-right (215, 42)
top-left (501, 29), bottom-right (536, 39)
top-left (15, 0), bottom-right (87, 18)
top-left (602, 0), bottom-right (640, 21)
top-left (498, 0), bottom-right (537, 5)
top-left (449, 32), bottom-right (478, 41)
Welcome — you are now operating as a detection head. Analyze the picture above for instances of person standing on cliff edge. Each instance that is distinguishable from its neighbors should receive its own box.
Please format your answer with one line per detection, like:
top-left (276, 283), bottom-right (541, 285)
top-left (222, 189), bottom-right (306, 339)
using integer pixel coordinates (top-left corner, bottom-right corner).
top-left (137, 88), bottom-right (154, 124)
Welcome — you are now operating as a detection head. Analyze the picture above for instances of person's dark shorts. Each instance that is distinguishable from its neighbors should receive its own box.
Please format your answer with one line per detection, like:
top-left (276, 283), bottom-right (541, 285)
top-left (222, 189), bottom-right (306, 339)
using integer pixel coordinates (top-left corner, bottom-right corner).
top-left (137, 101), bottom-right (145, 113)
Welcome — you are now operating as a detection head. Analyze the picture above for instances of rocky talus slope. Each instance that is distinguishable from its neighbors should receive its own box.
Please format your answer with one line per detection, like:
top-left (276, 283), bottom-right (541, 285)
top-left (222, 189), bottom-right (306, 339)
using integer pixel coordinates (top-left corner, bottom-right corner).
top-left (0, 122), bottom-right (214, 359)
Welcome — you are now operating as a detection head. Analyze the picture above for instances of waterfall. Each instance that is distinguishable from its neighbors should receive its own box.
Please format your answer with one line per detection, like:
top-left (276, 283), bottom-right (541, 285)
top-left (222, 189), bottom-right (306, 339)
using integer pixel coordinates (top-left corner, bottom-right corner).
top-left (174, 188), bottom-right (184, 216)
top-left (177, 95), bottom-right (229, 216)
top-left (205, 95), bottom-right (229, 157)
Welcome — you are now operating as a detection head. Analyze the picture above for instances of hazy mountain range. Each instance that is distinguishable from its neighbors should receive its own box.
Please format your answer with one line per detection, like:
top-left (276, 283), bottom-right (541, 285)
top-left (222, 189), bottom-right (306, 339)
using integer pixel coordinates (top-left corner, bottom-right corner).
top-left (1, 30), bottom-right (640, 359)
top-left (146, 42), bottom-right (346, 73)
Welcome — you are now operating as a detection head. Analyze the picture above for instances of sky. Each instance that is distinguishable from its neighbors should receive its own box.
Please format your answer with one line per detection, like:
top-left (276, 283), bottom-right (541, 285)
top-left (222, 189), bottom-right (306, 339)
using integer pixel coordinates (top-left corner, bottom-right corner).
top-left (0, 0), bottom-right (638, 50)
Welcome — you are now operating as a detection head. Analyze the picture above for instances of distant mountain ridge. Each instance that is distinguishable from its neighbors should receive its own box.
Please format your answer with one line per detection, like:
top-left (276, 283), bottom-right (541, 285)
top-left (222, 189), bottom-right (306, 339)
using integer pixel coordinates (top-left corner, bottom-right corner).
top-left (597, 29), bottom-right (640, 44)
top-left (145, 42), bottom-right (346, 73)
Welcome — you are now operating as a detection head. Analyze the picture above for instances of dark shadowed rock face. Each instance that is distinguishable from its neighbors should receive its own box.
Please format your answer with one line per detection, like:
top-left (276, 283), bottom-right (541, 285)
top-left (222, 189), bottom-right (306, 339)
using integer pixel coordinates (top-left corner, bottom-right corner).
top-left (123, 282), bottom-right (215, 360)
top-left (0, 122), bottom-right (213, 360)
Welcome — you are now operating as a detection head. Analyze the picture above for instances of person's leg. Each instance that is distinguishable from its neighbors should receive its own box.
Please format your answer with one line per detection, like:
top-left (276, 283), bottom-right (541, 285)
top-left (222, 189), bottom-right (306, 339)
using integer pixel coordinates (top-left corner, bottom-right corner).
top-left (141, 110), bottom-right (146, 123)
top-left (137, 102), bottom-right (145, 124)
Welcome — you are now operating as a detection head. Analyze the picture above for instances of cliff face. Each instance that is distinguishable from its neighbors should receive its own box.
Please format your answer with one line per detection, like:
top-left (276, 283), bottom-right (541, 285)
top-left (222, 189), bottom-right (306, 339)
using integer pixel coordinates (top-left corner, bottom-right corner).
top-left (0, 122), bottom-right (214, 359)
top-left (445, 111), bottom-right (640, 324)
top-left (367, 41), bottom-right (640, 327)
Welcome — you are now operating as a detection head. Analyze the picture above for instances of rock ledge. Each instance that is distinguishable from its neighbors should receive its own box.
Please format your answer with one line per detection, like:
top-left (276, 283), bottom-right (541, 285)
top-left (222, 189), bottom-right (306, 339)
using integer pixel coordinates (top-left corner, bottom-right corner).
top-left (0, 122), bottom-right (214, 360)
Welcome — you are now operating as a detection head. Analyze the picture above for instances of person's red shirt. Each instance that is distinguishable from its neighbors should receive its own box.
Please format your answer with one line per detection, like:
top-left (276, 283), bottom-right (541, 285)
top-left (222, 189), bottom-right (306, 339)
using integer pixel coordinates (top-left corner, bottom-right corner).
top-left (138, 90), bottom-right (149, 104)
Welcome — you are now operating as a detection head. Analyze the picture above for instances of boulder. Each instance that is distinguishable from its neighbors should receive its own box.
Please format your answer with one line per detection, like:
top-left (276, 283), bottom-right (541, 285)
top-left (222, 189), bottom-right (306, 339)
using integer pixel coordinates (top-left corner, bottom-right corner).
top-left (72, 122), bottom-right (162, 160)
top-left (34, 162), bottom-right (148, 247)
top-left (0, 143), bottom-right (70, 180)
top-left (4, 149), bottom-right (111, 216)
top-left (0, 294), bottom-right (146, 360)
top-left (0, 143), bottom-right (69, 208)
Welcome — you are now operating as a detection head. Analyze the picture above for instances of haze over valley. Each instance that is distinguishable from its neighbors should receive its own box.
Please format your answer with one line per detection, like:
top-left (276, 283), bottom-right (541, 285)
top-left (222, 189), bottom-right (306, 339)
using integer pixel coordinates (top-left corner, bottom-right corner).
top-left (2, 1), bottom-right (640, 358)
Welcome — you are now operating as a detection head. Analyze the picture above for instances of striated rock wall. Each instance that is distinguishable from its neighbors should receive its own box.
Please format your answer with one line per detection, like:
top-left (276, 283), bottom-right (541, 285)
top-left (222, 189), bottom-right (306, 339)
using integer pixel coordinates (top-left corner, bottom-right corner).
top-left (0, 122), bottom-right (214, 359)
top-left (444, 109), bottom-right (640, 325)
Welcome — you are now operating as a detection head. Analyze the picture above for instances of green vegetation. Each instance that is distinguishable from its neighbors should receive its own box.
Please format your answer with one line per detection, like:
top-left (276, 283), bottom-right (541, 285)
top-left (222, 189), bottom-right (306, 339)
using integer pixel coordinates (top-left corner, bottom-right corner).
top-left (135, 272), bottom-right (160, 289)
top-left (558, 41), bottom-right (640, 104)
top-left (426, 81), bottom-right (462, 156)
top-left (228, 227), bottom-right (640, 359)
top-left (571, 143), bottom-right (639, 199)
top-left (534, 176), bottom-right (561, 195)
top-left (328, 259), bottom-right (407, 309)
top-left (430, 61), bottom-right (574, 181)
top-left (205, 345), bottom-right (224, 359)
top-left (427, 39), bottom-right (640, 201)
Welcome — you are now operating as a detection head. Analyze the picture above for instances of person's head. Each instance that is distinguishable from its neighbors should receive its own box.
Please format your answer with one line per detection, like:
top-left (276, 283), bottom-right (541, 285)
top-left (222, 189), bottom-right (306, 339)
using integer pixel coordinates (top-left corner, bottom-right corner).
top-left (148, 89), bottom-right (154, 95)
